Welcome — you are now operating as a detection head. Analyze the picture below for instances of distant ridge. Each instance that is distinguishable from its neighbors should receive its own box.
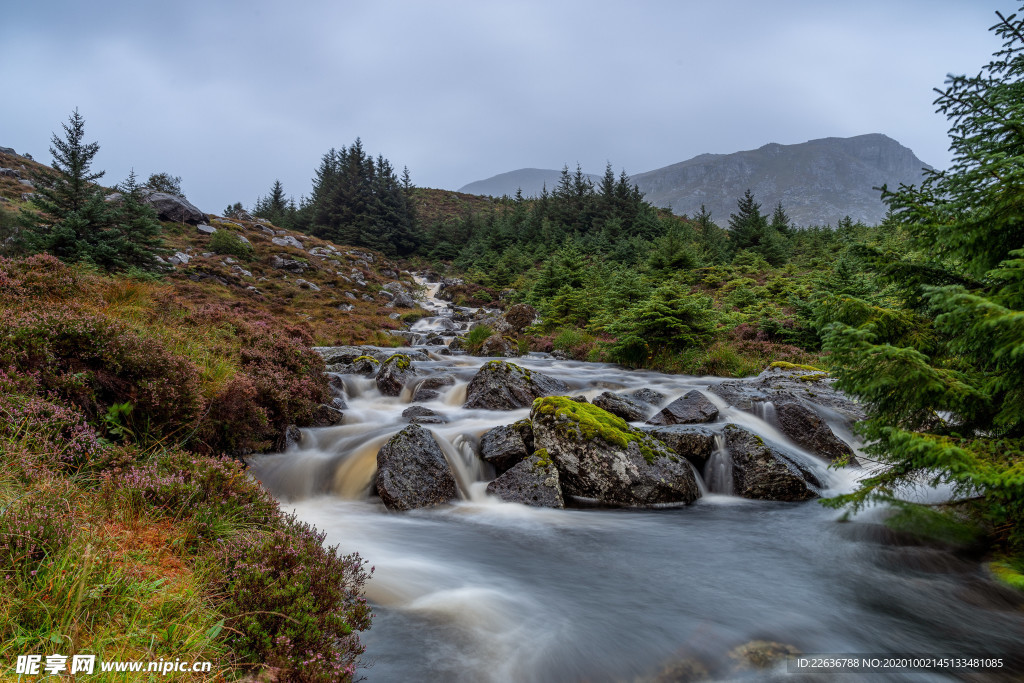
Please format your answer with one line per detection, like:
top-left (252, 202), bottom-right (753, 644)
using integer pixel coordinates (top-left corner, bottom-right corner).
top-left (458, 134), bottom-right (931, 227)
top-left (458, 168), bottom-right (602, 198)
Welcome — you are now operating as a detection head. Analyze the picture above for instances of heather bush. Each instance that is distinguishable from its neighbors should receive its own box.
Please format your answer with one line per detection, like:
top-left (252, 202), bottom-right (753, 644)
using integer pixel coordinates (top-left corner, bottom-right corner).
top-left (0, 498), bottom-right (76, 581)
top-left (0, 253), bottom-right (83, 301)
top-left (0, 307), bottom-right (204, 441)
top-left (213, 515), bottom-right (372, 682)
top-left (0, 389), bottom-right (105, 472)
top-left (104, 451), bottom-right (279, 544)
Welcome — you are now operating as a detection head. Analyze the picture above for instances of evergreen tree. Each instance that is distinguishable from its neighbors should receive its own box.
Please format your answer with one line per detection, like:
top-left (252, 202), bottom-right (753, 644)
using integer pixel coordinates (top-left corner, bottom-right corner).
top-left (30, 109), bottom-right (104, 220)
top-left (769, 202), bottom-right (793, 236)
top-left (728, 189), bottom-right (768, 252)
top-left (694, 204), bottom-right (730, 264)
top-left (821, 8), bottom-right (1024, 556)
top-left (145, 172), bottom-right (184, 197)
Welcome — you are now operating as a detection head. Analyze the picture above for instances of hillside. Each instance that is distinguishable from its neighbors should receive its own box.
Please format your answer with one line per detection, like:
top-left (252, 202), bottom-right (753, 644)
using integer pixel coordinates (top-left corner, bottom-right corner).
top-left (458, 167), bottom-right (602, 198)
top-left (455, 134), bottom-right (931, 226)
top-left (632, 134), bottom-right (930, 226)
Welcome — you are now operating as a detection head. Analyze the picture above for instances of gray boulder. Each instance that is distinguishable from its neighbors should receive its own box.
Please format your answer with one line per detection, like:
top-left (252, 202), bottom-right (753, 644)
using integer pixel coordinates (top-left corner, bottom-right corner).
top-left (532, 397), bottom-right (701, 507)
top-left (647, 390), bottom-right (719, 425)
top-left (376, 354), bottom-right (417, 396)
top-left (774, 401), bottom-right (857, 465)
top-left (479, 423), bottom-right (532, 474)
top-left (141, 191), bottom-right (205, 224)
top-left (723, 424), bottom-right (821, 501)
top-left (309, 403), bottom-right (345, 427)
top-left (271, 235), bottom-right (304, 250)
top-left (376, 425), bottom-right (458, 511)
top-left (626, 388), bottom-right (667, 407)
top-left (412, 373), bottom-right (456, 402)
top-left (197, 223), bottom-right (217, 235)
top-left (270, 254), bottom-right (309, 274)
top-left (710, 364), bottom-right (865, 423)
top-left (464, 360), bottom-right (568, 410)
top-left (479, 334), bottom-right (518, 357)
top-left (485, 453), bottom-right (564, 508)
top-left (640, 425), bottom-right (717, 469)
top-left (592, 391), bottom-right (648, 422)
top-left (401, 406), bottom-right (448, 424)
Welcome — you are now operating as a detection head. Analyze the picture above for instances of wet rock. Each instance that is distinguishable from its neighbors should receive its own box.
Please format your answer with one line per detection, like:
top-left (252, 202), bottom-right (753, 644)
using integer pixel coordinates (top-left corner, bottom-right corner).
top-left (727, 640), bottom-right (800, 672)
top-left (774, 401), bottom-right (857, 465)
top-left (310, 403), bottom-right (345, 427)
top-left (532, 397), bottom-right (701, 507)
top-left (626, 388), bottom-right (667, 407)
top-left (315, 345), bottom-right (388, 364)
top-left (502, 303), bottom-right (537, 333)
top-left (278, 424), bottom-right (301, 451)
top-left (412, 374), bottom-right (456, 402)
top-left (376, 425), bottom-right (458, 511)
top-left (592, 391), bottom-right (648, 422)
top-left (486, 453), bottom-right (564, 508)
top-left (723, 424), bottom-right (821, 501)
top-left (327, 373), bottom-right (347, 399)
top-left (479, 423), bottom-right (531, 474)
top-left (401, 406), bottom-right (448, 424)
top-left (480, 334), bottom-right (518, 357)
top-left (464, 360), bottom-right (569, 410)
top-left (647, 390), bottom-right (719, 425)
top-left (376, 353), bottom-right (417, 396)
top-left (447, 337), bottom-right (467, 354)
top-left (710, 364), bottom-right (865, 424)
top-left (639, 425), bottom-right (716, 469)
top-left (331, 396), bottom-right (348, 411)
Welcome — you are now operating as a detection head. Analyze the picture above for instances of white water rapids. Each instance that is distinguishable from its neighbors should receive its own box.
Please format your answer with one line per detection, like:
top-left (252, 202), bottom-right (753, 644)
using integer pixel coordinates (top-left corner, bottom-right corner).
top-left (247, 280), bottom-right (1024, 682)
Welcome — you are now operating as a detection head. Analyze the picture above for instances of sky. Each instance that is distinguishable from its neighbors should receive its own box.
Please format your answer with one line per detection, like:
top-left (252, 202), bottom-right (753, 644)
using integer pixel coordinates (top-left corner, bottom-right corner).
top-left (1, 1), bottom-right (1016, 214)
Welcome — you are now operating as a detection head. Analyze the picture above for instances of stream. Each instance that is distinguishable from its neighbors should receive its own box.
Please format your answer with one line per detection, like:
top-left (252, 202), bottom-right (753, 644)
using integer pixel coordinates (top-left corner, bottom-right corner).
top-left (247, 281), bottom-right (1024, 682)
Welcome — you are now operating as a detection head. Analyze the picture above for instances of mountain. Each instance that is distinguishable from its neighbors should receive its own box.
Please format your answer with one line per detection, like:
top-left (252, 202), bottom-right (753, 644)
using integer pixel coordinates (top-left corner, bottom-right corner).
top-left (458, 168), bottom-right (602, 198)
top-left (630, 134), bottom-right (931, 226)
top-left (457, 134), bottom-right (931, 227)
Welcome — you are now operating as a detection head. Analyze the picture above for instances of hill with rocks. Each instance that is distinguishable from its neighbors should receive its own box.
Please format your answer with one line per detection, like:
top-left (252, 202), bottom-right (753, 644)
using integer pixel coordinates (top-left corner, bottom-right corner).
top-left (456, 134), bottom-right (931, 226)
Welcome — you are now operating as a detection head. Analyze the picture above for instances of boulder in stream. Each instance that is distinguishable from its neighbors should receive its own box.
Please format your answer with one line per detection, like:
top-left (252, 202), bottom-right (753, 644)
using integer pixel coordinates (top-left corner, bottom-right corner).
top-left (532, 397), bottom-right (701, 507)
top-left (309, 403), bottom-right (345, 427)
top-left (376, 353), bottom-right (417, 396)
top-left (376, 425), bottom-right (458, 511)
top-left (646, 390), bottom-right (719, 425)
top-left (710, 363), bottom-right (865, 423)
top-left (480, 422), bottom-right (532, 474)
top-left (402, 406), bottom-right (448, 424)
top-left (464, 360), bottom-right (568, 410)
top-left (774, 401), bottom-right (857, 465)
top-left (592, 391), bottom-right (649, 422)
top-left (723, 424), bottom-right (821, 501)
top-left (626, 388), bottom-right (667, 407)
top-left (639, 425), bottom-right (716, 469)
top-left (486, 452), bottom-right (564, 508)
top-left (411, 373), bottom-right (456, 402)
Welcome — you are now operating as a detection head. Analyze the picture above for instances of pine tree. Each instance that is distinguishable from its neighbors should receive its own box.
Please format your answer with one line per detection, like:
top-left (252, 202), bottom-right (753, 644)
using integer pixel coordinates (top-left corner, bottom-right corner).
top-left (145, 172), bottom-right (184, 197)
top-left (728, 189), bottom-right (768, 252)
top-left (821, 8), bottom-right (1024, 557)
top-left (30, 109), bottom-right (105, 219)
top-left (769, 202), bottom-right (792, 236)
top-left (695, 204), bottom-right (730, 264)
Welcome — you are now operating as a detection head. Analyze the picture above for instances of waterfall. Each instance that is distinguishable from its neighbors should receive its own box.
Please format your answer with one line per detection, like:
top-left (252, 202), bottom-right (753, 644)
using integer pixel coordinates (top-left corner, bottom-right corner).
top-left (704, 433), bottom-right (733, 495)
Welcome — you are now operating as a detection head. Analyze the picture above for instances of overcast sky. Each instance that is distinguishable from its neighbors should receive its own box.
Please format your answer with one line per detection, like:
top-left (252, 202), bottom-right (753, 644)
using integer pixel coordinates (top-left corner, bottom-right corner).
top-left (1, 1), bottom-right (1015, 213)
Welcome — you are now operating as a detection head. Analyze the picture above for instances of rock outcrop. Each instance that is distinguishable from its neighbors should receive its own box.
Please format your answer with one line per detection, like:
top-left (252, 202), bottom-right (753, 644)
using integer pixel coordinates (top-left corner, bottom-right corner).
top-left (464, 360), bottom-right (568, 410)
top-left (647, 390), bottom-right (719, 425)
top-left (723, 424), bottom-right (820, 501)
top-left (532, 397), bottom-right (701, 507)
top-left (376, 425), bottom-right (458, 511)
top-left (485, 452), bottom-right (564, 508)
top-left (774, 401), bottom-right (857, 465)
top-left (376, 354), bottom-right (417, 396)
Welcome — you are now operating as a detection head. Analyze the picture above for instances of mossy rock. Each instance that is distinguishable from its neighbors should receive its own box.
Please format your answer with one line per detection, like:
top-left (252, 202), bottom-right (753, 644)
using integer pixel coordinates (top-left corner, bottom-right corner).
top-left (464, 360), bottom-right (567, 410)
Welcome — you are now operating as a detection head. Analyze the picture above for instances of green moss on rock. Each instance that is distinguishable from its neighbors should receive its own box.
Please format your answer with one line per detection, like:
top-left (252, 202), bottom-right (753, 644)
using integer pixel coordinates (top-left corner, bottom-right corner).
top-left (770, 361), bottom-right (825, 373)
top-left (532, 396), bottom-right (664, 463)
top-left (353, 355), bottom-right (380, 365)
top-left (384, 353), bottom-right (411, 371)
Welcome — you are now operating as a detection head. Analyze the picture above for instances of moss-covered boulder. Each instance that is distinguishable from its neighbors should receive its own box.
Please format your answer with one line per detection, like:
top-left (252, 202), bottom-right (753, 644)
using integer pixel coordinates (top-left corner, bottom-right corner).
top-left (723, 424), bottom-right (821, 501)
top-left (376, 425), bottom-right (458, 511)
top-left (639, 425), bottom-right (716, 469)
top-left (375, 353), bottom-right (417, 396)
top-left (347, 355), bottom-right (382, 376)
top-left (647, 390), bottom-right (719, 426)
top-left (464, 360), bottom-right (568, 410)
top-left (485, 451), bottom-right (564, 508)
top-left (531, 397), bottom-right (701, 507)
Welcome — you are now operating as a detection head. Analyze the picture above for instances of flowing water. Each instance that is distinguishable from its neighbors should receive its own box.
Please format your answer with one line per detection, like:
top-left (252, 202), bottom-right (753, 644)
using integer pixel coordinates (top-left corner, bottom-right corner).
top-left (247, 282), bottom-right (1024, 682)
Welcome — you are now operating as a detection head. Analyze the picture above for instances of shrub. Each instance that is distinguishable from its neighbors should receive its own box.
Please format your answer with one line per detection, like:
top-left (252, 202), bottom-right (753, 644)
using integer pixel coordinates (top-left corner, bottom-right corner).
top-left (210, 230), bottom-right (254, 259)
top-left (0, 498), bottom-right (76, 581)
top-left (465, 325), bottom-right (493, 353)
top-left (212, 515), bottom-right (372, 682)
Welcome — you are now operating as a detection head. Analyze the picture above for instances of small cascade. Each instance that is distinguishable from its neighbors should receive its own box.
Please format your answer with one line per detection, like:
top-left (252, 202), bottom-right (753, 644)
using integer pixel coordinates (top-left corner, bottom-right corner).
top-left (752, 399), bottom-right (776, 424)
top-left (704, 433), bottom-right (734, 495)
top-left (331, 435), bottom-right (388, 498)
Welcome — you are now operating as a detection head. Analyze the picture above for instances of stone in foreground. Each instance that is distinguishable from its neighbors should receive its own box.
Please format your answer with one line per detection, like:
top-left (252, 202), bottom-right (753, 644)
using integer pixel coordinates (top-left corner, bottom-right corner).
top-left (592, 391), bottom-right (649, 422)
top-left (532, 397), bottom-right (700, 507)
top-left (464, 360), bottom-right (568, 410)
top-left (646, 390), bottom-right (719, 425)
top-left (479, 422), bottom-right (532, 474)
top-left (485, 452), bottom-right (564, 508)
top-left (376, 425), bottom-right (457, 511)
top-left (774, 401), bottom-right (858, 465)
top-left (723, 424), bottom-right (821, 501)
top-left (639, 424), bottom-right (717, 469)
